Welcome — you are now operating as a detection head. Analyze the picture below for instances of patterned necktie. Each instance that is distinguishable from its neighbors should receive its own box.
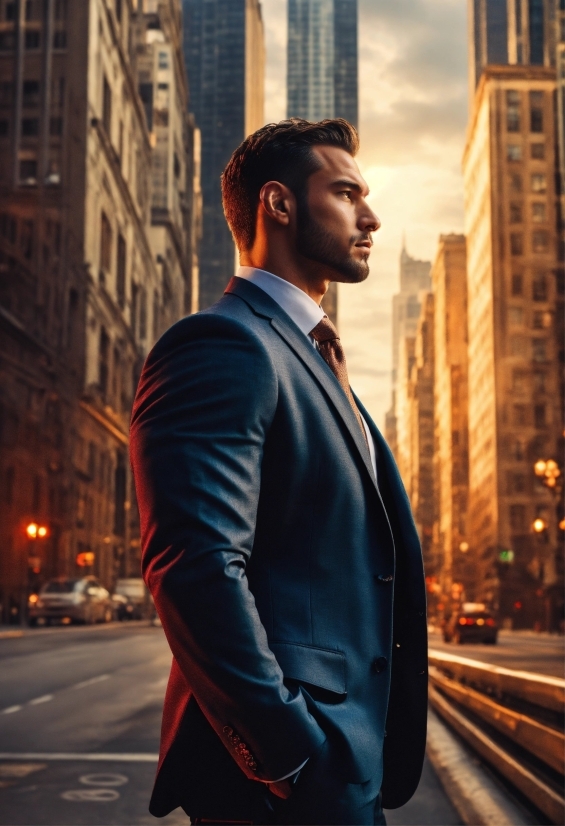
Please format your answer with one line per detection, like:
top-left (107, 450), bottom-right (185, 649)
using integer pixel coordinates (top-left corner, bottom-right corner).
top-left (310, 315), bottom-right (369, 447)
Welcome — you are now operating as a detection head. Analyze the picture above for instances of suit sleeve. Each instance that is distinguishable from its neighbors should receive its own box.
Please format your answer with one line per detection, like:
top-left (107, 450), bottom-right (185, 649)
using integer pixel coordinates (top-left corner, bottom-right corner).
top-left (130, 313), bottom-right (326, 782)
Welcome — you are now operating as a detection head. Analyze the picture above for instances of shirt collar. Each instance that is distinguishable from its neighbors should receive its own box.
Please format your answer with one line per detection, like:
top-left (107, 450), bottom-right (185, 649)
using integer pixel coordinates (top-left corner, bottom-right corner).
top-left (236, 267), bottom-right (324, 338)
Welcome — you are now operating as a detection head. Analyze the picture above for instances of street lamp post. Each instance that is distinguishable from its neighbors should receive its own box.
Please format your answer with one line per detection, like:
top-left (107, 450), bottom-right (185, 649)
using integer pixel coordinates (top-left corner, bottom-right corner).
top-left (533, 459), bottom-right (564, 633)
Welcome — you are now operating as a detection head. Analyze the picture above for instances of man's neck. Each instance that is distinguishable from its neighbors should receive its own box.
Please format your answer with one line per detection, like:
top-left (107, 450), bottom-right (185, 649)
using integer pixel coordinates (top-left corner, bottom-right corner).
top-left (239, 254), bottom-right (329, 305)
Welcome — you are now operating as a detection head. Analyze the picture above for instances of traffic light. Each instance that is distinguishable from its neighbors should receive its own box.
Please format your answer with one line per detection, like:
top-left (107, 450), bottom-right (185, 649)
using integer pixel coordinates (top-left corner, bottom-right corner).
top-left (498, 549), bottom-right (514, 563)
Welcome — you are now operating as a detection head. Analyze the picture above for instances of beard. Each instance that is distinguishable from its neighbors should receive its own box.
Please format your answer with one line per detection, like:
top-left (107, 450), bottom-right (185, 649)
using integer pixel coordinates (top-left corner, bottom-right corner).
top-left (295, 200), bottom-right (371, 284)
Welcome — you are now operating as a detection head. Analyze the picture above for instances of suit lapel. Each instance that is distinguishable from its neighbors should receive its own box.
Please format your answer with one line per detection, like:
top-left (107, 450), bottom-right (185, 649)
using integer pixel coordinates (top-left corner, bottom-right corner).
top-left (225, 278), bottom-right (378, 493)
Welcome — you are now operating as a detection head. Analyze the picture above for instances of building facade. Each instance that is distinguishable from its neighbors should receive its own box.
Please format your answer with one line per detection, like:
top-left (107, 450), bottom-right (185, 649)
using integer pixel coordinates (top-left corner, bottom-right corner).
top-left (468, 1), bottom-right (557, 105)
top-left (0, 0), bottom-right (197, 623)
top-left (182, 0), bottom-right (264, 310)
top-left (430, 234), bottom-right (472, 606)
top-left (385, 242), bottom-right (431, 455)
top-left (463, 64), bottom-right (562, 627)
top-left (287, 0), bottom-right (358, 325)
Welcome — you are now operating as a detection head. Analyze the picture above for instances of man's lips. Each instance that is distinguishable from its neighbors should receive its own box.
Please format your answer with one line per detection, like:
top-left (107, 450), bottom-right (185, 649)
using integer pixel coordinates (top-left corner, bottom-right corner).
top-left (354, 240), bottom-right (372, 250)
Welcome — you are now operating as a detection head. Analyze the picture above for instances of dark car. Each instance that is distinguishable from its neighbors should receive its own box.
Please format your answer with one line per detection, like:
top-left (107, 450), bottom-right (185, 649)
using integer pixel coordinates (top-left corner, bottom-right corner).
top-left (29, 577), bottom-right (113, 626)
top-left (443, 604), bottom-right (498, 644)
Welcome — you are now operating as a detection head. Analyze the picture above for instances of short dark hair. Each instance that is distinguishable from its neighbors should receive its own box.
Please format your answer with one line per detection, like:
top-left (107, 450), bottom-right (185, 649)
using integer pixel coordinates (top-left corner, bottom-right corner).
top-left (221, 118), bottom-right (359, 252)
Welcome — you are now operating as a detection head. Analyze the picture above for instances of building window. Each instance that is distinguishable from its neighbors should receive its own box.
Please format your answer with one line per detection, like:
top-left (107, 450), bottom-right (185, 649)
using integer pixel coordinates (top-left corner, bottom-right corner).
top-left (102, 75), bottom-right (112, 137)
top-left (115, 0), bottom-right (122, 22)
top-left (510, 203), bottom-right (522, 223)
top-left (131, 282), bottom-right (139, 337)
top-left (510, 337), bottom-right (527, 358)
top-left (49, 117), bottom-right (63, 136)
top-left (0, 119), bottom-right (8, 136)
top-left (511, 273), bottom-right (523, 296)
top-left (53, 30), bottom-right (67, 49)
top-left (158, 51), bottom-right (169, 69)
top-left (531, 173), bottom-right (546, 193)
top-left (510, 504), bottom-right (526, 532)
top-left (25, 31), bottom-right (40, 50)
top-left (512, 369), bottom-right (527, 392)
top-left (510, 233), bottom-right (523, 255)
top-left (532, 202), bottom-right (546, 223)
top-left (506, 144), bottom-right (522, 161)
top-left (20, 220), bottom-right (34, 257)
top-left (532, 230), bottom-right (549, 253)
top-left (509, 306), bottom-right (523, 325)
top-left (533, 371), bottom-right (546, 393)
top-left (534, 404), bottom-right (546, 428)
top-left (509, 173), bottom-right (522, 193)
top-left (532, 274), bottom-right (547, 301)
top-left (139, 287), bottom-right (147, 339)
top-left (509, 473), bottom-right (527, 493)
top-left (513, 404), bottom-right (527, 425)
top-left (529, 91), bottom-right (544, 132)
top-left (506, 90), bottom-right (520, 132)
top-left (100, 211), bottom-right (112, 279)
top-left (22, 80), bottom-right (40, 107)
top-left (116, 233), bottom-right (126, 309)
top-left (5, 3), bottom-right (16, 21)
top-left (0, 32), bottom-right (16, 50)
top-left (19, 158), bottom-right (37, 184)
top-left (532, 338), bottom-right (547, 362)
top-left (512, 439), bottom-right (526, 461)
top-left (21, 117), bottom-right (39, 136)
top-left (99, 327), bottom-right (110, 399)
top-left (0, 81), bottom-right (14, 105)
top-left (55, 0), bottom-right (67, 20)
top-left (530, 142), bottom-right (545, 159)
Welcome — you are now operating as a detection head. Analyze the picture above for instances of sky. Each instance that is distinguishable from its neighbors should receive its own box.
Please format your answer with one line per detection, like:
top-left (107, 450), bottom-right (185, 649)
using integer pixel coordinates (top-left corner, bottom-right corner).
top-left (260, 0), bottom-right (469, 428)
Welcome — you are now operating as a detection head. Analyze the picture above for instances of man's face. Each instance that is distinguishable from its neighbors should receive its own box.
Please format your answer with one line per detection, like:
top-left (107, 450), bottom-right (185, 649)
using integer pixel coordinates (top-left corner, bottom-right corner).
top-left (294, 145), bottom-right (380, 284)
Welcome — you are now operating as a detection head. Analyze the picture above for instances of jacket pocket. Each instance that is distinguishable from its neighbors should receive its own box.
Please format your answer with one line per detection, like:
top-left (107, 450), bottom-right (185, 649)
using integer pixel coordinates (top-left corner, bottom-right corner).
top-left (269, 641), bottom-right (347, 696)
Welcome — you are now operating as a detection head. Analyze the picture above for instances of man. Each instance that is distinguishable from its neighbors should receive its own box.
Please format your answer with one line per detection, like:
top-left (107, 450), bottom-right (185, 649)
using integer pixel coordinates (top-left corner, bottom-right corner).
top-left (130, 119), bottom-right (427, 825)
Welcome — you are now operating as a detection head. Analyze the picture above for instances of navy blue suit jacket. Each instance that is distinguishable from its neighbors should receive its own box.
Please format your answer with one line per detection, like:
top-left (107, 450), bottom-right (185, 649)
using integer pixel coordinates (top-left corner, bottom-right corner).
top-left (130, 277), bottom-right (427, 818)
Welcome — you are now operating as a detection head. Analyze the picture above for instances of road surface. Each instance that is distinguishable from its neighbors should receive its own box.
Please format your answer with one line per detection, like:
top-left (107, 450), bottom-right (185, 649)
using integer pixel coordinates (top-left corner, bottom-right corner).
top-left (429, 628), bottom-right (564, 677)
top-left (0, 620), bottom-right (514, 825)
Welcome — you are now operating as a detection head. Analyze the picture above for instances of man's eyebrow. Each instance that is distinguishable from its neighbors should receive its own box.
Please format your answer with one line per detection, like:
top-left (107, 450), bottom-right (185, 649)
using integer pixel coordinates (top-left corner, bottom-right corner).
top-left (331, 179), bottom-right (369, 196)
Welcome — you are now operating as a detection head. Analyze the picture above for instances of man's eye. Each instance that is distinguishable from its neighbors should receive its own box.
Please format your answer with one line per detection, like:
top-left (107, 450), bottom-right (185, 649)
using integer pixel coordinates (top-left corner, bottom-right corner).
top-left (340, 191), bottom-right (353, 200)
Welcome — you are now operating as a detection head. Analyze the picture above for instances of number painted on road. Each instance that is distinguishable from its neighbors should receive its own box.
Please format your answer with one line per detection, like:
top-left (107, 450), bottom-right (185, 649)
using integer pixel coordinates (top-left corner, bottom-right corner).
top-left (61, 788), bottom-right (120, 801)
top-left (79, 772), bottom-right (128, 787)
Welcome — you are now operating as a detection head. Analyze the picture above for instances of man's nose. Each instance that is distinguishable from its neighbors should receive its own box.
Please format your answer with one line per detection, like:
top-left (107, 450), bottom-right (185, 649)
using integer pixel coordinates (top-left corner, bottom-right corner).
top-left (359, 204), bottom-right (380, 233)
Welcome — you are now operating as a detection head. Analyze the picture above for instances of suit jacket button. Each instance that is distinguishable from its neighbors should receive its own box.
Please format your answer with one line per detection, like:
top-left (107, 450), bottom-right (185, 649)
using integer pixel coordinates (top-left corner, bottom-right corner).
top-left (372, 656), bottom-right (388, 673)
top-left (223, 726), bottom-right (233, 736)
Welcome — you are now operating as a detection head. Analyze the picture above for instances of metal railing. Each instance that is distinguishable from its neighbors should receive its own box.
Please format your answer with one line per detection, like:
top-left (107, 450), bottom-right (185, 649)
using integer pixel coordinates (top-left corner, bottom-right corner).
top-left (428, 649), bottom-right (565, 825)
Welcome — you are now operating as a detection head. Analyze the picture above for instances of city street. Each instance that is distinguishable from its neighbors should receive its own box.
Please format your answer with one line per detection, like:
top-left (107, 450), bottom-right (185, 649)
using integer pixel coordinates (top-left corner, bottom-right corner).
top-left (429, 629), bottom-right (565, 678)
top-left (0, 623), bottom-right (461, 826)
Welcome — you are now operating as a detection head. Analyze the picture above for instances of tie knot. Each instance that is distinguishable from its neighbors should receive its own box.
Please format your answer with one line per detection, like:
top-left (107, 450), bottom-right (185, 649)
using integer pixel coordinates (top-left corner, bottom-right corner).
top-left (310, 315), bottom-right (339, 344)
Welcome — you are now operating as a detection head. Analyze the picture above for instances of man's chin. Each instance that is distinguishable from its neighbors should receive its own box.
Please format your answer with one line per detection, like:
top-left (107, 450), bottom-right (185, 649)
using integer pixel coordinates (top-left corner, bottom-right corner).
top-left (332, 259), bottom-right (370, 284)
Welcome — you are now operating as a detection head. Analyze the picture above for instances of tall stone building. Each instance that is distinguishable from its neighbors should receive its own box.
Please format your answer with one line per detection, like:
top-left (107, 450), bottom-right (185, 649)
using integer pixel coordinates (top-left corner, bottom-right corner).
top-left (182, 0), bottom-right (265, 309)
top-left (0, 0), bottom-right (197, 623)
top-left (556, 0), bottom-right (565, 264)
top-left (287, 0), bottom-right (358, 326)
top-left (136, 0), bottom-right (201, 326)
top-left (384, 242), bottom-right (431, 455)
top-left (468, 1), bottom-right (557, 107)
top-left (430, 235), bottom-right (472, 604)
top-left (463, 64), bottom-right (562, 626)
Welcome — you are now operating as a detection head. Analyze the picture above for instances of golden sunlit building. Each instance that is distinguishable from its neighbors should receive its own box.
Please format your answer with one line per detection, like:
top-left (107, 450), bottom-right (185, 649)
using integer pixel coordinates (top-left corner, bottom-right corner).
top-left (0, 0), bottom-right (199, 623)
top-left (463, 64), bottom-right (562, 628)
top-left (430, 234), bottom-right (472, 605)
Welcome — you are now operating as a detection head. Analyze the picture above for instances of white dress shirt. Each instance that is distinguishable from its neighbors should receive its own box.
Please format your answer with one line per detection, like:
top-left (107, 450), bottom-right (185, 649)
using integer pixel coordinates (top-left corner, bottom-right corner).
top-left (236, 267), bottom-right (377, 479)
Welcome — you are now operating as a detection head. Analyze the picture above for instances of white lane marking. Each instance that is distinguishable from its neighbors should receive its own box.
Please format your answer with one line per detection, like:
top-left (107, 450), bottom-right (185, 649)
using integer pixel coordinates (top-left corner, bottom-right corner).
top-left (72, 674), bottom-right (111, 690)
top-left (0, 752), bottom-right (158, 762)
top-left (1, 706), bottom-right (22, 714)
top-left (29, 694), bottom-right (53, 705)
top-left (79, 772), bottom-right (128, 787)
top-left (61, 788), bottom-right (120, 802)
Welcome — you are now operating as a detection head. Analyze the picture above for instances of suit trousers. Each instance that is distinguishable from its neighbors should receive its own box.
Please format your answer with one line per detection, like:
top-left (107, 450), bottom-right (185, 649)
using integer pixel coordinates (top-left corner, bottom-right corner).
top-left (185, 739), bottom-right (387, 826)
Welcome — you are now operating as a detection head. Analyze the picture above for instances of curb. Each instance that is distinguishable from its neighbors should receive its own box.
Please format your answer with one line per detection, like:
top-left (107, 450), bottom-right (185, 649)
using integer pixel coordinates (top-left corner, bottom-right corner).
top-left (426, 707), bottom-right (531, 826)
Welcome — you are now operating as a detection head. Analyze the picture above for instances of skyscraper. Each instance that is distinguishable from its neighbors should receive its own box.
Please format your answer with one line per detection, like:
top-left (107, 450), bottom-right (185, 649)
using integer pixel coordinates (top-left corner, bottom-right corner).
top-left (287, 0), bottom-right (358, 324)
top-left (182, 0), bottom-right (265, 309)
top-left (468, 1), bottom-right (557, 105)
top-left (463, 64), bottom-right (562, 626)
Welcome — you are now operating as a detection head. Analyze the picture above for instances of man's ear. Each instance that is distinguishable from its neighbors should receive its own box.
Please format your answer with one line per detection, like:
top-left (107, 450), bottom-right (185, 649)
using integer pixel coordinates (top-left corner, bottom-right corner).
top-left (259, 181), bottom-right (293, 227)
